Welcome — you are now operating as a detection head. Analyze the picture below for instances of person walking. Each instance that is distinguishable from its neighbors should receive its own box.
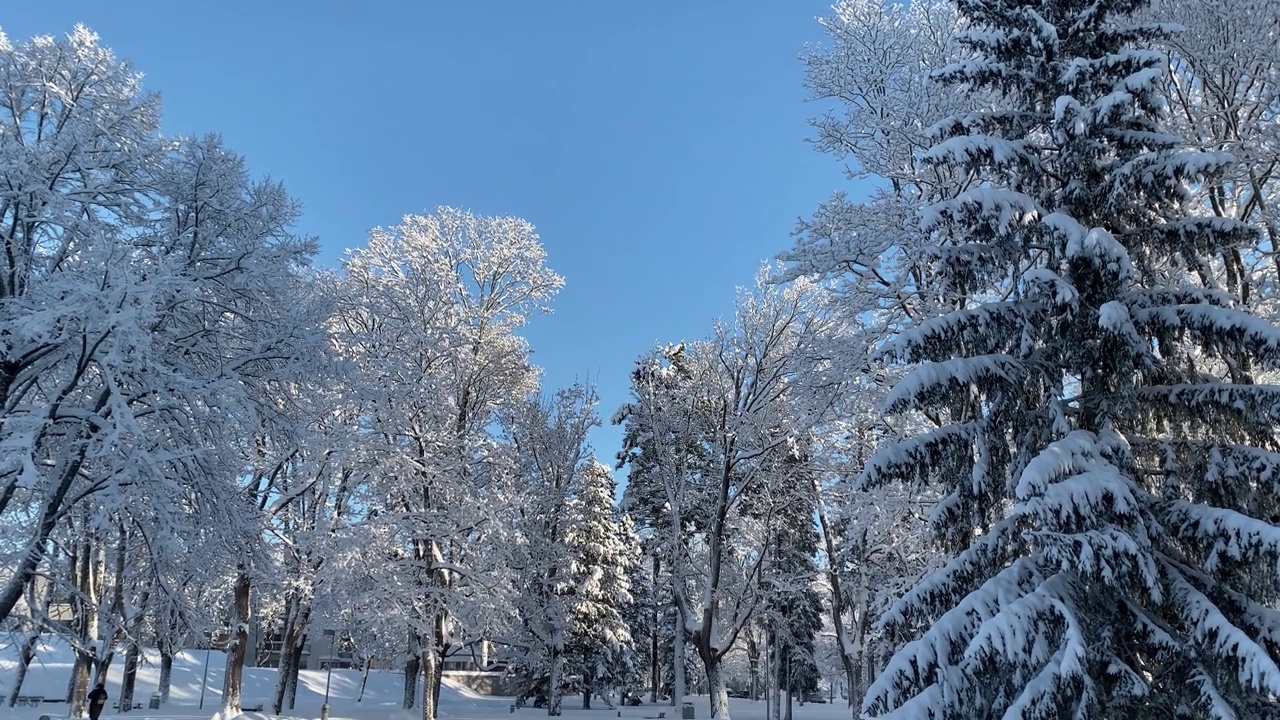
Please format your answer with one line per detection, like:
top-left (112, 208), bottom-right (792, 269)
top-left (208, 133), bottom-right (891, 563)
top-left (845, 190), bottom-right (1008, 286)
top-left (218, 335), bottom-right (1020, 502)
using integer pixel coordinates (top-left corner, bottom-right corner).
top-left (88, 683), bottom-right (108, 720)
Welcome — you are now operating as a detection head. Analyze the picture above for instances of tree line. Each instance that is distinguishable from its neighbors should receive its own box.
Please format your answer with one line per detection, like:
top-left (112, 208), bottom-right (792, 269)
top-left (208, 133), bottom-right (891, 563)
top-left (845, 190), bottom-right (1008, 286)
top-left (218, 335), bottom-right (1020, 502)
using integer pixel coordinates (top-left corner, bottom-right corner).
top-left (3, 0), bottom-right (1280, 717)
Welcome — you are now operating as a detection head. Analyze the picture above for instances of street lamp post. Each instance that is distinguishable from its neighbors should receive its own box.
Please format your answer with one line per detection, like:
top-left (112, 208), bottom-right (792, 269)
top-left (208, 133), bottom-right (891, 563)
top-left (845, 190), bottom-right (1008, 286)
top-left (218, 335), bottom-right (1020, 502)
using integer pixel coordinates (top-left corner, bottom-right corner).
top-left (322, 629), bottom-right (337, 720)
top-left (785, 655), bottom-right (793, 720)
top-left (199, 631), bottom-right (213, 710)
top-left (749, 658), bottom-right (758, 702)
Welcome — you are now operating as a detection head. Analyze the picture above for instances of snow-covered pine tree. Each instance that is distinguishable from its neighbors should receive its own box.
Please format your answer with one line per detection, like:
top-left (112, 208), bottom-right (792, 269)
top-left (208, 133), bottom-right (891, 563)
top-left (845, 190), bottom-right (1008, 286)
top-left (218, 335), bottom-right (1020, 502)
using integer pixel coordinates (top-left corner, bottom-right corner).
top-left (564, 460), bottom-right (639, 709)
top-left (505, 385), bottom-right (599, 716)
top-left (620, 547), bottom-right (675, 703)
top-left (859, 0), bottom-right (1280, 717)
top-left (615, 342), bottom-right (706, 708)
top-left (749, 449), bottom-right (824, 712)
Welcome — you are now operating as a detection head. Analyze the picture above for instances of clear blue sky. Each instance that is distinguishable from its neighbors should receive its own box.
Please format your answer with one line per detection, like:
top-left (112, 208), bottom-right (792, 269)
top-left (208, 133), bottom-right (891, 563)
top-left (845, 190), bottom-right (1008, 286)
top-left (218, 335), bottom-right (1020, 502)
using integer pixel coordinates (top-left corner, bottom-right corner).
top-left (4, 1), bottom-right (853, 468)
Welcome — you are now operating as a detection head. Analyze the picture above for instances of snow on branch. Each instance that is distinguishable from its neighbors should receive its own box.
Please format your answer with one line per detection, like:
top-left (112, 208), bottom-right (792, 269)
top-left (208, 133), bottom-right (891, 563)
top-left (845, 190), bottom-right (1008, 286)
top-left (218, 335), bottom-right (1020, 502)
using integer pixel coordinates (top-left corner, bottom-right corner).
top-left (1064, 227), bottom-right (1133, 282)
top-left (1022, 269), bottom-right (1079, 306)
top-left (1060, 49), bottom-right (1165, 86)
top-left (880, 515), bottom-right (1022, 632)
top-left (1113, 150), bottom-right (1236, 195)
top-left (922, 136), bottom-right (1041, 172)
top-left (878, 302), bottom-right (1041, 365)
top-left (997, 647), bottom-right (1080, 720)
top-left (1198, 444), bottom-right (1280, 493)
top-left (920, 187), bottom-right (1042, 234)
top-left (865, 681), bottom-right (943, 720)
top-left (1130, 305), bottom-right (1280, 368)
top-left (1013, 430), bottom-right (1109, 499)
top-left (1098, 300), bottom-right (1148, 355)
top-left (1211, 582), bottom-right (1280, 651)
top-left (883, 353), bottom-right (1027, 414)
top-left (1027, 527), bottom-right (1159, 592)
top-left (1168, 567), bottom-right (1280, 698)
top-left (1122, 287), bottom-right (1239, 310)
top-left (859, 422), bottom-right (979, 488)
top-left (1018, 466), bottom-right (1141, 529)
top-left (1135, 217), bottom-right (1260, 257)
top-left (865, 558), bottom-right (1041, 715)
top-left (1136, 384), bottom-right (1280, 427)
top-left (1191, 668), bottom-right (1243, 720)
top-left (963, 573), bottom-right (1074, 672)
top-left (1166, 500), bottom-right (1280, 570)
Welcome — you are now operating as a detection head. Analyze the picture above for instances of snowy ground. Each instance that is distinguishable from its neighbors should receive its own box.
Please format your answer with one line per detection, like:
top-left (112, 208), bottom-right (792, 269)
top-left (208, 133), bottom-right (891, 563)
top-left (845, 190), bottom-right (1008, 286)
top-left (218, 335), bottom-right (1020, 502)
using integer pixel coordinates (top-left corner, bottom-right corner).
top-left (0, 640), bottom-right (851, 720)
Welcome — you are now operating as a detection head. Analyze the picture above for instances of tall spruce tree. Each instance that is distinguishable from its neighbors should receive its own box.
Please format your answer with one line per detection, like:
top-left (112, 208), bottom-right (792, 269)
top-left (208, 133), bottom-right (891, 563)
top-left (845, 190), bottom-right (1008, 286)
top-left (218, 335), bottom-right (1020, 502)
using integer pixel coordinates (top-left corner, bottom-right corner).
top-left (859, 0), bottom-right (1280, 717)
top-left (752, 451), bottom-right (824, 707)
top-left (564, 460), bottom-right (639, 708)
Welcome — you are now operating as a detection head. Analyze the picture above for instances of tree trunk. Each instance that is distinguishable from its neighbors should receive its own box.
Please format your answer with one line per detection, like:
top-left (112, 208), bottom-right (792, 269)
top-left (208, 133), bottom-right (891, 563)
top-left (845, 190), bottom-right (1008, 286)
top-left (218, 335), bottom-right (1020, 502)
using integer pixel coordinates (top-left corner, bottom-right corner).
top-left (70, 654), bottom-right (90, 715)
top-left (96, 522), bottom-right (129, 689)
top-left (158, 646), bottom-right (173, 704)
top-left (582, 673), bottom-right (592, 710)
top-left (220, 568), bottom-right (252, 716)
top-left (404, 649), bottom-right (420, 710)
top-left (548, 640), bottom-right (564, 716)
top-left (358, 659), bottom-right (371, 702)
top-left (9, 569), bottom-right (52, 708)
top-left (769, 628), bottom-right (781, 720)
top-left (705, 655), bottom-right (730, 720)
top-left (651, 555), bottom-right (660, 704)
top-left (70, 531), bottom-right (100, 718)
top-left (273, 595), bottom-right (311, 714)
top-left (857, 649), bottom-right (872, 712)
top-left (778, 655), bottom-right (788, 720)
top-left (0, 432), bottom-right (91, 626)
top-left (286, 634), bottom-right (307, 709)
top-left (94, 651), bottom-right (114, 688)
top-left (745, 630), bottom-right (760, 701)
top-left (848, 594), bottom-right (871, 709)
top-left (93, 650), bottom-right (115, 681)
top-left (842, 654), bottom-right (858, 709)
top-left (272, 637), bottom-right (296, 714)
top-left (763, 633), bottom-right (772, 720)
top-left (672, 616), bottom-right (685, 707)
top-left (119, 642), bottom-right (140, 712)
top-left (422, 646), bottom-right (439, 720)
top-left (816, 496), bottom-right (859, 709)
top-left (432, 612), bottom-right (446, 718)
top-left (6, 627), bottom-right (39, 707)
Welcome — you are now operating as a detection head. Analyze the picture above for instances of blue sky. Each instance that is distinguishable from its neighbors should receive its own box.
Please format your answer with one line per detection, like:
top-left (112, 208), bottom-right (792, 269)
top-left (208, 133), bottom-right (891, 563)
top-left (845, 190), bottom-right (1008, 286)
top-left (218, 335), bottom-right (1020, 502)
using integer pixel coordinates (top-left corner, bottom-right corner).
top-left (4, 1), bottom-right (853, 468)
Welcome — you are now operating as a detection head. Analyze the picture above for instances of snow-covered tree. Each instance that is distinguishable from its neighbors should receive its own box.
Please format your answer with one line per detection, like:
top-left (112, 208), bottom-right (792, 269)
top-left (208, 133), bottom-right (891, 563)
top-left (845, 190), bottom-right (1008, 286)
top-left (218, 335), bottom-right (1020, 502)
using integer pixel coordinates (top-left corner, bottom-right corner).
top-left (779, 0), bottom-right (975, 331)
top-left (820, 483), bottom-right (936, 710)
top-left (0, 25), bottom-right (164, 625)
top-left (1146, 0), bottom-right (1280, 308)
top-left (332, 207), bottom-right (561, 719)
top-left (505, 384), bottom-right (599, 716)
top-left (619, 545), bottom-right (674, 703)
top-left (851, 0), bottom-right (1280, 716)
top-left (563, 460), bottom-right (639, 708)
top-left (617, 341), bottom-right (704, 708)
top-left (0, 27), bottom-right (331, 718)
top-left (259, 387), bottom-right (369, 715)
top-left (802, 0), bottom-right (969, 195)
top-left (743, 447), bottom-right (824, 720)
top-left (616, 272), bottom-right (847, 720)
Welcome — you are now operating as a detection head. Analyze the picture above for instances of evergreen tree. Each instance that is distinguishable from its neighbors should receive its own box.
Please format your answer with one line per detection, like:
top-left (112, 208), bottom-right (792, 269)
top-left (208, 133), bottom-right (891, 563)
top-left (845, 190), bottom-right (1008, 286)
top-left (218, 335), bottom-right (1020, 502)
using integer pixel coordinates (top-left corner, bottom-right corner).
top-left (615, 342), bottom-right (711, 708)
top-left (859, 0), bottom-right (1280, 716)
top-left (564, 460), bottom-right (639, 708)
top-left (752, 451), bottom-right (825, 706)
top-left (504, 385), bottom-right (598, 716)
top-left (618, 548), bottom-right (656, 701)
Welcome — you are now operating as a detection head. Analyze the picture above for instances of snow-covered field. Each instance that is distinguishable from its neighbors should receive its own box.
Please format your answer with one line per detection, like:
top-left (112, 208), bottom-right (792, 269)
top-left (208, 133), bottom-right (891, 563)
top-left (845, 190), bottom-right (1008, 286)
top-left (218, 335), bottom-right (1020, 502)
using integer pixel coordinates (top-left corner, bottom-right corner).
top-left (0, 641), bottom-right (850, 720)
